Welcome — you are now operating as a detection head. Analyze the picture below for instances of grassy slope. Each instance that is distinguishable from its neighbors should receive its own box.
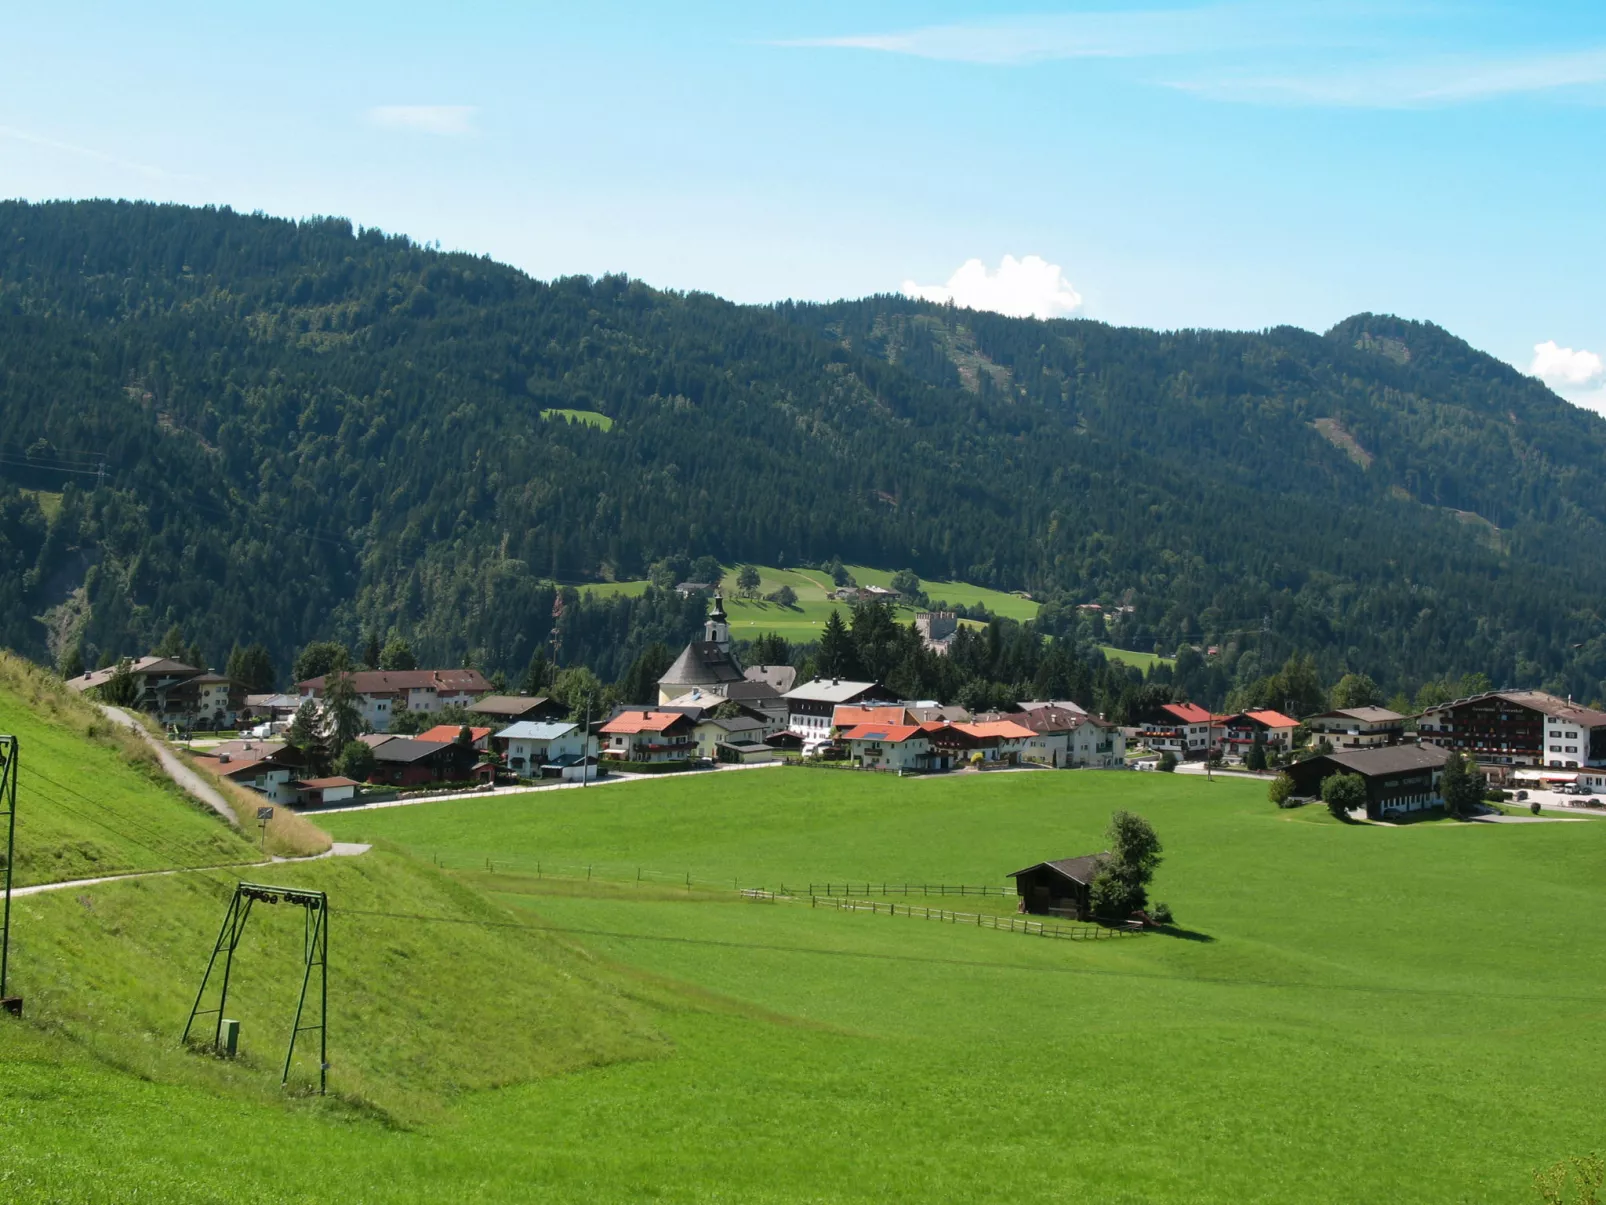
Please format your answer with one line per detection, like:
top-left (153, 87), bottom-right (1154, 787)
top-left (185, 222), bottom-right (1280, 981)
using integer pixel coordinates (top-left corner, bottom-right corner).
top-left (11, 765), bottom-right (1603, 1200)
top-left (0, 653), bottom-right (258, 885)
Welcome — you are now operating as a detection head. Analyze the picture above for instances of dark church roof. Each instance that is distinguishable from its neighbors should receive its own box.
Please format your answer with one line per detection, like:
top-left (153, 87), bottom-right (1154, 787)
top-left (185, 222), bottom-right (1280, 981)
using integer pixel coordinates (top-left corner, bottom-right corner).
top-left (659, 641), bottom-right (744, 690)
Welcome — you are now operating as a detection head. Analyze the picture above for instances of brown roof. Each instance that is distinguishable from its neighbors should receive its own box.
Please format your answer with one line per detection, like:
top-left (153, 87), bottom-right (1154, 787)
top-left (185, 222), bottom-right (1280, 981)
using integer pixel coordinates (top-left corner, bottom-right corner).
top-left (468, 695), bottom-right (559, 717)
top-left (1418, 690), bottom-right (1606, 728)
top-left (1318, 744), bottom-right (1451, 777)
top-left (295, 776), bottom-right (362, 789)
top-left (297, 669), bottom-right (491, 696)
top-left (1009, 854), bottom-right (1106, 885)
top-left (1002, 707), bottom-right (1088, 735)
top-left (1314, 707), bottom-right (1407, 724)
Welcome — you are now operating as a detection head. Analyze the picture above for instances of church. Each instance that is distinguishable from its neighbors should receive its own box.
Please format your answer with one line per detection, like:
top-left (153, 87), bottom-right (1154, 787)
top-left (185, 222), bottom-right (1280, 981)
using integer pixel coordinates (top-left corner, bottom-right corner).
top-left (657, 593), bottom-right (746, 704)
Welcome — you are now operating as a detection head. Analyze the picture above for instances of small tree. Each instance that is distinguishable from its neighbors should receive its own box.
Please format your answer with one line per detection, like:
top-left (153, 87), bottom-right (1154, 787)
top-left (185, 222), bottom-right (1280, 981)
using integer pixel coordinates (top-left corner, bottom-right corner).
top-left (767, 584), bottom-right (798, 608)
top-left (322, 669), bottom-right (365, 751)
top-left (1246, 728), bottom-right (1268, 772)
top-left (226, 642), bottom-right (276, 693)
top-left (96, 657), bottom-right (139, 707)
top-left (1268, 773), bottom-right (1295, 808)
top-left (890, 569), bottom-right (921, 597)
top-left (1090, 810), bottom-right (1163, 919)
top-left (736, 565), bottom-right (761, 597)
top-left (293, 641), bottom-right (350, 684)
top-left (334, 739), bottom-right (375, 782)
top-left (287, 700), bottom-right (329, 775)
top-left (1441, 752), bottom-right (1484, 818)
top-left (380, 638), bottom-right (417, 671)
top-left (58, 643), bottom-right (85, 680)
top-left (1321, 772), bottom-right (1367, 821)
top-left (1157, 751), bottom-right (1177, 773)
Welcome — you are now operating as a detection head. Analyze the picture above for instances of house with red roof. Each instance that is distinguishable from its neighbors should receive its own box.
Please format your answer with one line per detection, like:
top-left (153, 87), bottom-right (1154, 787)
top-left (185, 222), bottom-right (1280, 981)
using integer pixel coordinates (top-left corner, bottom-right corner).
top-left (1211, 709), bottom-right (1301, 757)
top-left (414, 724), bottom-right (494, 751)
top-left (599, 710), bottom-right (697, 762)
top-left (832, 704), bottom-right (913, 734)
top-left (839, 723), bottom-right (950, 772)
top-left (1134, 701), bottom-right (1214, 760)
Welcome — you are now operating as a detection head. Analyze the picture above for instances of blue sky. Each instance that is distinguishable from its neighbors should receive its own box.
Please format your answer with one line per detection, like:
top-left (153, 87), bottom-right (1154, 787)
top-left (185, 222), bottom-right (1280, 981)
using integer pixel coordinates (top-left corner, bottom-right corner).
top-left (4, 1), bottom-right (1605, 409)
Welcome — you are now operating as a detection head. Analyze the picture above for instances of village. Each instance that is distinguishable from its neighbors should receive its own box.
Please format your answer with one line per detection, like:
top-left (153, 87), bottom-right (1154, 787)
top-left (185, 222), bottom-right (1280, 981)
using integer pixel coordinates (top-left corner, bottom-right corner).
top-left (60, 592), bottom-right (1606, 825)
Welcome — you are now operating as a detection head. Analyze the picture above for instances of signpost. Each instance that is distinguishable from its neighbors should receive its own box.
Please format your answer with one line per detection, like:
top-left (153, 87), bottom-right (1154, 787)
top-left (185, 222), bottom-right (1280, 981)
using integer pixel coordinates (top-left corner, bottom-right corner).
top-left (256, 805), bottom-right (274, 848)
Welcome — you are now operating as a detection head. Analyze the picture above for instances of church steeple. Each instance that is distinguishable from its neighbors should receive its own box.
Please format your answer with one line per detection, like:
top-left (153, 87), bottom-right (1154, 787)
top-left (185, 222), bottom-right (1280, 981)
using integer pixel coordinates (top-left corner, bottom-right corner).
top-left (704, 591), bottom-right (730, 648)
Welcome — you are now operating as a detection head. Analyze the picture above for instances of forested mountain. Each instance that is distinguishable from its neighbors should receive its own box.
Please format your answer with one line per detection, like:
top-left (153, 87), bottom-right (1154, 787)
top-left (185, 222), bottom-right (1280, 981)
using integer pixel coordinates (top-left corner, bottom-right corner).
top-left (1, 199), bottom-right (1604, 703)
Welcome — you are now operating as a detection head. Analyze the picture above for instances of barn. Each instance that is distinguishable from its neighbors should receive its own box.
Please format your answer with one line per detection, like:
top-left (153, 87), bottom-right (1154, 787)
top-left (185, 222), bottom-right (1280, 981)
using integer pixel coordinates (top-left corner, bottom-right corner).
top-left (1009, 854), bottom-right (1105, 920)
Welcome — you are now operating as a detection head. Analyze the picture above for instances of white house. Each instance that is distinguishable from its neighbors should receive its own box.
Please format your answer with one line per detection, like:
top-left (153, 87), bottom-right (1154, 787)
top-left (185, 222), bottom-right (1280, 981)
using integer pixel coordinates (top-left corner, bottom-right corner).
top-left (783, 679), bottom-right (890, 742)
top-left (497, 721), bottom-right (594, 774)
top-left (296, 669), bottom-right (492, 733)
top-left (839, 723), bottom-right (936, 772)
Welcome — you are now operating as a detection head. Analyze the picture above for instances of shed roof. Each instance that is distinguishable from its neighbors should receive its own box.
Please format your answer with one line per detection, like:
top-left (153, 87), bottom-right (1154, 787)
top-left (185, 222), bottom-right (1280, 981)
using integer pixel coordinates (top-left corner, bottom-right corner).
top-left (1009, 853), bottom-right (1106, 885)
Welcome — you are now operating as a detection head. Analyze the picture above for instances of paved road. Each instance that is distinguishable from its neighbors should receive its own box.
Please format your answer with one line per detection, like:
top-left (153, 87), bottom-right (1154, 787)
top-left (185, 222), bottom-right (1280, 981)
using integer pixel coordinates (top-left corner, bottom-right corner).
top-left (99, 704), bottom-right (239, 825)
top-left (12, 842), bottom-right (373, 898)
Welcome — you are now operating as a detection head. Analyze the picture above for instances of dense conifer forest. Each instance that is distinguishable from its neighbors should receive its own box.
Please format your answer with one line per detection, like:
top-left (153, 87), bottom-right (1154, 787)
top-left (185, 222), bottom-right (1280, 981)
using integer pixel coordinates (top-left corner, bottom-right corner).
top-left (2, 199), bottom-right (1604, 706)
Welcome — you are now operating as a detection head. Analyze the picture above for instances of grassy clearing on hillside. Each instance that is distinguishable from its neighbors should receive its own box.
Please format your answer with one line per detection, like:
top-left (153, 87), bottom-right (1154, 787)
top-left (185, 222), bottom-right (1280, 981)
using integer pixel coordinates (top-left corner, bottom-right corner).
top-left (1098, 644), bottom-right (1175, 670)
top-left (539, 408), bottom-right (614, 431)
top-left (6, 847), bottom-right (662, 1124)
top-left (0, 653), bottom-right (257, 884)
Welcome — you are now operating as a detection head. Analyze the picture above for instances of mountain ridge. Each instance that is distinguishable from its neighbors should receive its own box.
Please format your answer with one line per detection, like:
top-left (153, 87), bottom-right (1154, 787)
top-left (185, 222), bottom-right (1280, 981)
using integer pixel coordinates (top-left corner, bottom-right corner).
top-left (0, 199), bottom-right (1602, 700)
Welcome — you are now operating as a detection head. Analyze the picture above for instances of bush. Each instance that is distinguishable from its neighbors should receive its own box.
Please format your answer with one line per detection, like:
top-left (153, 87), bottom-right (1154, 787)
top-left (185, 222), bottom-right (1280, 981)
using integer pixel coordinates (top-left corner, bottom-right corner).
top-left (1268, 773), bottom-right (1295, 808)
top-left (1531, 800), bottom-right (1542, 815)
top-left (1148, 901), bottom-right (1174, 925)
top-left (1157, 751), bottom-right (1177, 773)
top-left (1321, 772), bottom-right (1368, 821)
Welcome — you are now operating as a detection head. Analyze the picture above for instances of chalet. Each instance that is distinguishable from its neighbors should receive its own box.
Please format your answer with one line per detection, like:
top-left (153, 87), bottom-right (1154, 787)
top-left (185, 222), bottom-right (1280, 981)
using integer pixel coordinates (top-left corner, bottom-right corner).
top-left (68, 657), bottom-right (236, 727)
top-left (292, 776), bottom-right (361, 807)
top-left (1283, 744), bottom-right (1452, 821)
top-left (832, 704), bottom-right (913, 735)
top-left (1305, 707), bottom-right (1407, 750)
top-left (295, 668), bottom-right (492, 733)
top-left (1134, 702), bottom-right (1212, 759)
top-left (468, 695), bottom-right (567, 724)
top-left (693, 714), bottom-right (770, 759)
top-left (1009, 854), bottom-right (1104, 920)
top-left (657, 594), bottom-right (745, 703)
top-left (599, 710), bottom-right (697, 762)
top-left (415, 724), bottom-right (493, 751)
top-left (194, 744), bottom-right (305, 805)
top-left (839, 723), bottom-right (948, 772)
top-left (1416, 690), bottom-right (1606, 772)
top-left (993, 707), bottom-right (1124, 768)
top-left (783, 678), bottom-right (891, 742)
top-left (957, 719), bottom-right (1036, 763)
top-left (496, 721), bottom-right (593, 773)
top-left (242, 693), bottom-right (300, 728)
top-left (368, 738), bottom-right (479, 787)
top-left (1211, 709), bottom-right (1299, 757)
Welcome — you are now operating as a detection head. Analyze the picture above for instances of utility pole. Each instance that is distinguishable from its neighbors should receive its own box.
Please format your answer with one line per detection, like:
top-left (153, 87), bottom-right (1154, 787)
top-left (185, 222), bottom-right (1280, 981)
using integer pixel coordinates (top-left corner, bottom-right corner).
top-left (581, 694), bottom-right (591, 788)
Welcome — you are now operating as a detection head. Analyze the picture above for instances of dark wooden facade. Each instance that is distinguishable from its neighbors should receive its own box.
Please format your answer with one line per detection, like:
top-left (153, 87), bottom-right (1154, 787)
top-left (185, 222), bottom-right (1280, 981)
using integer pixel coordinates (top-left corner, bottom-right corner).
top-left (1009, 854), bottom-right (1103, 920)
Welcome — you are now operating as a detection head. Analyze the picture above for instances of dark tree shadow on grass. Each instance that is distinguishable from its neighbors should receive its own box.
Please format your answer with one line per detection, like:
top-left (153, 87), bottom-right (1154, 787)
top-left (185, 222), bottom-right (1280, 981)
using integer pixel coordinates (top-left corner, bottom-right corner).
top-left (1152, 926), bottom-right (1215, 943)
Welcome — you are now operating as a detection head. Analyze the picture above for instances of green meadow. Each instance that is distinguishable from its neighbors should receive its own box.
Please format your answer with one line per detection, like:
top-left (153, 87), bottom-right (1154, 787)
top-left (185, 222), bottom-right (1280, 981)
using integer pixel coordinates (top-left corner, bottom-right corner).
top-left (6, 676), bottom-right (1606, 1204)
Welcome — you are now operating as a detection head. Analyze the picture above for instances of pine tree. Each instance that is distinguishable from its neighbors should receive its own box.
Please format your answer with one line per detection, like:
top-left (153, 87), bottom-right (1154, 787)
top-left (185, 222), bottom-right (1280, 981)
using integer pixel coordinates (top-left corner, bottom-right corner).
top-left (818, 609), bottom-right (856, 678)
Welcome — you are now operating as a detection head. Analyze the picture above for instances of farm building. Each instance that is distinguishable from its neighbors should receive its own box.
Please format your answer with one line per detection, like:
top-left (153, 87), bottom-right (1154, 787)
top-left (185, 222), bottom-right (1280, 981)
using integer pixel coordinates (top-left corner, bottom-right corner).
top-left (1283, 744), bottom-right (1452, 820)
top-left (1009, 854), bottom-right (1104, 920)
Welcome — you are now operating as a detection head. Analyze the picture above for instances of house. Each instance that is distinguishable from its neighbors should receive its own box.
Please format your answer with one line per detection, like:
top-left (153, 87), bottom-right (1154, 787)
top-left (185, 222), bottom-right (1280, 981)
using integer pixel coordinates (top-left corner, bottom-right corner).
top-left (241, 693), bottom-right (300, 729)
top-left (1211, 709), bottom-right (1300, 758)
top-left (1416, 690), bottom-right (1606, 772)
top-left (914, 611), bottom-right (958, 653)
top-left (68, 657), bottom-right (224, 726)
top-left (715, 739), bottom-right (778, 765)
top-left (191, 673), bottom-right (245, 729)
top-left (657, 593), bottom-right (746, 703)
top-left (1283, 744), bottom-right (1452, 820)
top-left (193, 745), bottom-right (305, 805)
top-left (693, 714), bottom-right (770, 759)
top-left (954, 719), bottom-right (1036, 763)
top-left (1016, 699), bottom-right (1088, 718)
top-left (599, 710), bottom-right (697, 763)
top-left (663, 680), bottom-right (788, 728)
top-left (1134, 702), bottom-right (1213, 759)
top-left (991, 707), bottom-right (1123, 768)
top-left (783, 678), bottom-right (891, 742)
top-left (744, 664), bottom-right (798, 695)
top-left (292, 776), bottom-right (361, 807)
top-left (295, 669), bottom-right (493, 733)
top-left (415, 724), bottom-right (494, 751)
top-left (839, 723), bottom-right (948, 772)
top-left (832, 704), bottom-right (913, 735)
top-left (1009, 855), bottom-right (1104, 919)
top-left (468, 695), bottom-right (567, 724)
top-left (368, 738), bottom-right (479, 787)
top-left (1305, 707), bottom-right (1408, 750)
top-left (496, 721), bottom-right (595, 773)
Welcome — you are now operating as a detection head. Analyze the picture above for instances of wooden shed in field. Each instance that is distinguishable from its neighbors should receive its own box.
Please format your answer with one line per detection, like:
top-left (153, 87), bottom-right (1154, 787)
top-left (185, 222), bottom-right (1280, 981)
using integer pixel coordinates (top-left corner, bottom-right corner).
top-left (1009, 854), bottom-right (1105, 919)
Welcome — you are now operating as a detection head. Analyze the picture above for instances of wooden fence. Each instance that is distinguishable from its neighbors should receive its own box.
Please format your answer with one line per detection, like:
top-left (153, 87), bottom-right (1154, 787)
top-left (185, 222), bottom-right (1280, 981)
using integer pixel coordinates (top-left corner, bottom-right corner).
top-left (809, 895), bottom-right (1143, 941)
top-left (807, 882), bottom-right (1010, 898)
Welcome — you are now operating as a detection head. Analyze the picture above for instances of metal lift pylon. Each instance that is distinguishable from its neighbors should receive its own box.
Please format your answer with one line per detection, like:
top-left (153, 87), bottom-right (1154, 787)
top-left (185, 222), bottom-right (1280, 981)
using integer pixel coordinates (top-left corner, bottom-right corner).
top-left (183, 881), bottom-right (329, 1094)
top-left (0, 735), bottom-right (19, 1016)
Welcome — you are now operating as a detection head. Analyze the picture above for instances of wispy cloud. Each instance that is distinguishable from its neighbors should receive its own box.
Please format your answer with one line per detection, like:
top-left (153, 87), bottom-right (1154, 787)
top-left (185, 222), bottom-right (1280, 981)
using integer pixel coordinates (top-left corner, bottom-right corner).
top-left (782, 5), bottom-right (1606, 108)
top-left (903, 255), bottom-right (1083, 320)
top-left (0, 124), bottom-right (181, 180)
top-left (365, 105), bottom-right (478, 136)
top-left (1174, 46), bottom-right (1606, 107)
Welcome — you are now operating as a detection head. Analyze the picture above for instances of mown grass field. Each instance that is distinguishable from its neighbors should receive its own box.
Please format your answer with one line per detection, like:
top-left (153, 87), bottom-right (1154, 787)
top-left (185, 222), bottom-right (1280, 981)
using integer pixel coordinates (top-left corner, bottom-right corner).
top-left (7, 722), bottom-right (1605, 1201)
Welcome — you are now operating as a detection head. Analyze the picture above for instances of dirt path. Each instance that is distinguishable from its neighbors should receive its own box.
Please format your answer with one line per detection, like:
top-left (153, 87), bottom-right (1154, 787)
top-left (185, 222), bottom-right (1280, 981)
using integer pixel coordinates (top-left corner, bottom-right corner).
top-left (12, 842), bottom-right (373, 899)
top-left (99, 704), bottom-right (239, 825)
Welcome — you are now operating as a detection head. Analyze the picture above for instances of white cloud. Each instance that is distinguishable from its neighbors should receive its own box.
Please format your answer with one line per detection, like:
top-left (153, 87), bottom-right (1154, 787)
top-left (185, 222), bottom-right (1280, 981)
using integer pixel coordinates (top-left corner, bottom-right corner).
top-left (1531, 339), bottom-right (1605, 388)
top-left (366, 105), bottom-right (478, 136)
top-left (902, 255), bottom-right (1083, 320)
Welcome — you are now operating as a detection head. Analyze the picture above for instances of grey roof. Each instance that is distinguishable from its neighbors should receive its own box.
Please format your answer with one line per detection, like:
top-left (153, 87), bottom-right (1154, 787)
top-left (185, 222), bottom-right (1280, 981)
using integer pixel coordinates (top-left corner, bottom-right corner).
top-left (908, 704), bottom-right (971, 723)
top-left (470, 695), bottom-right (559, 717)
top-left (1009, 853), bottom-right (1106, 885)
top-left (783, 678), bottom-right (884, 704)
top-left (370, 738), bottom-right (453, 764)
top-left (496, 721), bottom-right (579, 741)
top-left (744, 664), bottom-right (798, 693)
top-left (658, 641), bottom-right (745, 690)
top-left (1016, 699), bottom-right (1088, 716)
top-left (701, 715), bottom-right (766, 735)
top-left (1319, 744), bottom-right (1451, 777)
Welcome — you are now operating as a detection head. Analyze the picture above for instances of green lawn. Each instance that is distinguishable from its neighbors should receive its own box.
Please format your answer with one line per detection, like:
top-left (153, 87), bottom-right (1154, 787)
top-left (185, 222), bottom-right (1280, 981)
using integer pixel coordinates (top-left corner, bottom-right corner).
top-left (8, 760), bottom-right (1604, 1201)
top-left (540, 408), bottom-right (614, 431)
top-left (1099, 644), bottom-right (1176, 671)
